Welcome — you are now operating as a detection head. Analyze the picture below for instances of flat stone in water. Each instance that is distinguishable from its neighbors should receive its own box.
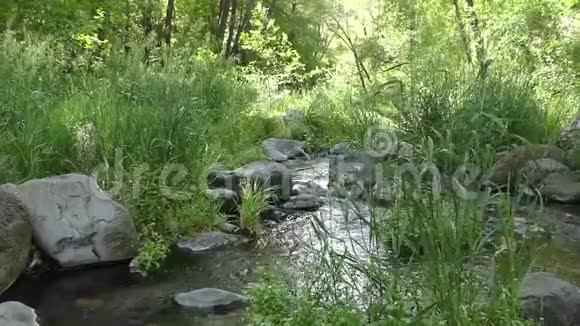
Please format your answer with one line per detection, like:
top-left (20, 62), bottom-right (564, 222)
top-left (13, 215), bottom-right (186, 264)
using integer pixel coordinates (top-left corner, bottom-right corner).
top-left (174, 288), bottom-right (248, 315)
top-left (177, 232), bottom-right (247, 253)
top-left (282, 194), bottom-right (322, 211)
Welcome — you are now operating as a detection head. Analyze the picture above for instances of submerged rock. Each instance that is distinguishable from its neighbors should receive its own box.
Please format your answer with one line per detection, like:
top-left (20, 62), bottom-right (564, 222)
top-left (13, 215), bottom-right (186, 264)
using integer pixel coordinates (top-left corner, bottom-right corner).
top-left (15, 174), bottom-right (140, 268)
top-left (174, 288), bottom-right (248, 315)
top-left (0, 301), bottom-right (39, 326)
top-left (177, 232), bottom-right (247, 254)
top-left (520, 272), bottom-right (580, 326)
top-left (0, 188), bottom-right (32, 295)
top-left (292, 181), bottom-right (327, 198)
top-left (261, 138), bottom-right (308, 162)
top-left (282, 194), bottom-right (323, 211)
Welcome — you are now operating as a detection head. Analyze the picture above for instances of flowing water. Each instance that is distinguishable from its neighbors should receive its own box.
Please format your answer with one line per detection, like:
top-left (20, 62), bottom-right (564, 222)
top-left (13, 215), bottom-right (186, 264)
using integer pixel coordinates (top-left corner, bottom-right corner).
top-left (2, 158), bottom-right (580, 325)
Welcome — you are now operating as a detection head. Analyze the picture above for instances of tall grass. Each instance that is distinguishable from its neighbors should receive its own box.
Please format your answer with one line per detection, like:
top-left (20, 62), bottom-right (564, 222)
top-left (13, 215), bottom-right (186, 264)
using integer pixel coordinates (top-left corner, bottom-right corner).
top-left (239, 181), bottom-right (272, 236)
top-left (247, 161), bottom-right (538, 325)
top-left (0, 34), bottom-right (280, 272)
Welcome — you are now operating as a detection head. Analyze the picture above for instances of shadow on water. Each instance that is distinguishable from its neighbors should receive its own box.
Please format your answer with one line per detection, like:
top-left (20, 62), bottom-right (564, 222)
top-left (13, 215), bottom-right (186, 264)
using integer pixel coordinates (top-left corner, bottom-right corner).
top-left (0, 244), bottom-right (278, 326)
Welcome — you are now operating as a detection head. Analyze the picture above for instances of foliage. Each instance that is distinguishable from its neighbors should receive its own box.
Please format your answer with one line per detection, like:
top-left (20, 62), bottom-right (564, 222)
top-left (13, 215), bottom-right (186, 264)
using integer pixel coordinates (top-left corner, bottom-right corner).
top-left (239, 181), bottom-right (272, 236)
top-left (0, 35), bottom-right (270, 272)
top-left (246, 272), bottom-right (364, 326)
top-left (241, 3), bottom-right (306, 88)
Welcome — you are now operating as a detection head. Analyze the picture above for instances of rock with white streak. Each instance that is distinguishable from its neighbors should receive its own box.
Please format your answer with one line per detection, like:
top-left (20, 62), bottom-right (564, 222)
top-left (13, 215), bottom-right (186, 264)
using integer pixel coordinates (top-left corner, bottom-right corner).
top-left (15, 174), bottom-right (139, 268)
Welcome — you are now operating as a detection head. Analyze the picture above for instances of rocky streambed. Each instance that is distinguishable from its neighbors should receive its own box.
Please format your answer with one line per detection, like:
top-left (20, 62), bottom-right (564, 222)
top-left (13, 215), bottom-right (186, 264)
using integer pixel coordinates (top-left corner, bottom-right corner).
top-left (0, 157), bottom-right (368, 326)
top-left (5, 137), bottom-right (580, 325)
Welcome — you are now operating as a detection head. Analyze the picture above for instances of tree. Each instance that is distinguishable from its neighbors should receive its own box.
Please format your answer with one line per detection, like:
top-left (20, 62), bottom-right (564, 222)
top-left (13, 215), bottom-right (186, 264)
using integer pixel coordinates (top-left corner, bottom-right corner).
top-left (163, 0), bottom-right (175, 45)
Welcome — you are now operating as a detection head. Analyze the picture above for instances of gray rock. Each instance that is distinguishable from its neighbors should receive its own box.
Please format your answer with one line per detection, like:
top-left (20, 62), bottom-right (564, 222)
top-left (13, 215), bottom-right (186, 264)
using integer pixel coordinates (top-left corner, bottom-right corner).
top-left (282, 194), bottom-right (322, 211)
top-left (15, 174), bottom-right (139, 268)
top-left (329, 151), bottom-right (384, 199)
top-left (261, 138), bottom-right (307, 162)
top-left (0, 183), bottom-right (17, 195)
top-left (0, 188), bottom-right (32, 295)
top-left (539, 172), bottom-right (580, 204)
top-left (0, 302), bottom-right (39, 326)
top-left (219, 222), bottom-right (240, 234)
top-left (207, 170), bottom-right (240, 192)
top-left (260, 206), bottom-right (289, 222)
top-left (204, 188), bottom-right (239, 214)
top-left (521, 159), bottom-right (570, 185)
top-left (177, 232), bottom-right (247, 254)
top-left (330, 142), bottom-right (351, 155)
top-left (292, 181), bottom-right (327, 198)
top-left (520, 272), bottom-right (580, 326)
top-left (235, 162), bottom-right (292, 201)
top-left (174, 288), bottom-right (248, 315)
top-left (490, 145), bottom-right (566, 187)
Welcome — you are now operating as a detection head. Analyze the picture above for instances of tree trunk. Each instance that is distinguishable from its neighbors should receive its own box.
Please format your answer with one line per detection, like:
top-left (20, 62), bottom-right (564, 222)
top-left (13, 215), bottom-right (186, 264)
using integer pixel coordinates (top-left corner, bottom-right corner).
top-left (123, 0), bottom-right (131, 53)
top-left (328, 17), bottom-right (370, 91)
top-left (217, 0), bottom-right (231, 50)
top-left (164, 0), bottom-right (175, 46)
top-left (225, 0), bottom-right (239, 57)
top-left (142, 2), bottom-right (154, 63)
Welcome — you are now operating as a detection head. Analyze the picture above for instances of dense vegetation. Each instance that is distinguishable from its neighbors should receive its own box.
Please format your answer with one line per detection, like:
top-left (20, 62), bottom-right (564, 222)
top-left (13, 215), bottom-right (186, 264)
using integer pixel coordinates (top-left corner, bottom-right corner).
top-left (0, 0), bottom-right (579, 324)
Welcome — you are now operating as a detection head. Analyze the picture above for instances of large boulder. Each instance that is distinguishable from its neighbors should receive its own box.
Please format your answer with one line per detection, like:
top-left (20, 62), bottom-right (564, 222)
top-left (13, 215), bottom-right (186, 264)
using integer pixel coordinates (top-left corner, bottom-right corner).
top-left (520, 272), bottom-right (580, 326)
top-left (539, 172), bottom-right (580, 204)
top-left (15, 174), bottom-right (139, 268)
top-left (0, 188), bottom-right (32, 295)
top-left (174, 288), bottom-right (248, 315)
top-left (261, 138), bottom-right (308, 162)
top-left (490, 145), bottom-right (566, 187)
top-left (0, 302), bottom-right (39, 326)
top-left (234, 162), bottom-right (292, 201)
